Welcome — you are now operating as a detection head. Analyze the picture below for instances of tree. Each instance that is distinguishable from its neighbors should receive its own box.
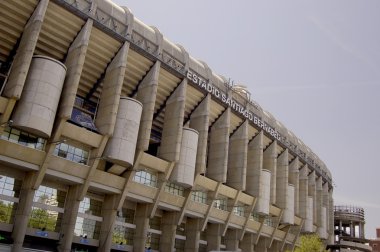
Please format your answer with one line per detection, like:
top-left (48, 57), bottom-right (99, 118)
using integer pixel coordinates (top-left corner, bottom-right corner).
top-left (294, 234), bottom-right (325, 252)
top-left (0, 200), bottom-right (13, 223)
top-left (28, 207), bottom-right (58, 231)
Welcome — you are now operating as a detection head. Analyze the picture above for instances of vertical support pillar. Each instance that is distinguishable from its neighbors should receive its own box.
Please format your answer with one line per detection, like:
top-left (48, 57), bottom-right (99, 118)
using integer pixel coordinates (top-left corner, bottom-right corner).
top-left (58, 19), bottom-right (93, 119)
top-left (277, 149), bottom-right (289, 223)
top-left (328, 188), bottom-right (334, 243)
top-left (316, 176), bottom-right (323, 231)
top-left (159, 211), bottom-right (178, 252)
top-left (289, 157), bottom-right (299, 215)
top-left (136, 61), bottom-right (161, 151)
top-left (58, 185), bottom-right (82, 252)
top-left (3, 0), bottom-right (49, 100)
top-left (184, 218), bottom-right (201, 252)
top-left (159, 80), bottom-right (187, 162)
top-left (240, 233), bottom-right (254, 252)
top-left (0, 0), bottom-right (49, 131)
top-left (133, 203), bottom-right (150, 252)
top-left (263, 141), bottom-right (277, 204)
top-left (268, 240), bottom-right (280, 252)
top-left (95, 42), bottom-right (130, 136)
top-left (225, 229), bottom-right (240, 251)
top-left (246, 131), bottom-right (263, 197)
top-left (298, 165), bottom-right (309, 231)
top-left (256, 237), bottom-right (268, 252)
top-left (11, 173), bottom-right (36, 252)
top-left (206, 223), bottom-right (222, 252)
top-left (227, 120), bottom-right (248, 190)
top-left (98, 195), bottom-right (119, 252)
top-left (189, 94), bottom-right (210, 175)
top-left (207, 108), bottom-right (230, 182)
top-left (308, 171), bottom-right (317, 226)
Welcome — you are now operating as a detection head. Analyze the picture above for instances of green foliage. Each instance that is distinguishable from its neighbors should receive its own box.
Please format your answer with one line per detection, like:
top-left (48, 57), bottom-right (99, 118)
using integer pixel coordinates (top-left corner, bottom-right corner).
top-left (0, 200), bottom-right (13, 224)
top-left (294, 234), bottom-right (325, 252)
top-left (28, 207), bottom-right (58, 231)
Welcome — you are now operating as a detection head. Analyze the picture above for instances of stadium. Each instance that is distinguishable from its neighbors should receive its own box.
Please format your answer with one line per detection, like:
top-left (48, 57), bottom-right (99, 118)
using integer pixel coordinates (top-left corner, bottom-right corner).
top-left (0, 0), bottom-right (333, 251)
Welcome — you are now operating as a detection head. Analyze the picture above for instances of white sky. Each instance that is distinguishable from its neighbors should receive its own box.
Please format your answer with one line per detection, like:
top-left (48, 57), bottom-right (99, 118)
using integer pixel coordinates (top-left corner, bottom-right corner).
top-left (114, 0), bottom-right (380, 238)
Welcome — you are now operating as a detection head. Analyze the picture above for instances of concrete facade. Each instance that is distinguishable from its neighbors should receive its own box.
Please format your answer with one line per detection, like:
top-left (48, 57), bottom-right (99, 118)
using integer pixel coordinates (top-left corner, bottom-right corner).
top-left (0, 0), bottom-right (333, 251)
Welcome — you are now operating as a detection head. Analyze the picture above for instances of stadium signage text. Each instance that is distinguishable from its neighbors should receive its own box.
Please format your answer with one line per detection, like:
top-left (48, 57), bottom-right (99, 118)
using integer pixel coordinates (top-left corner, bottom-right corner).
top-left (186, 70), bottom-right (281, 141)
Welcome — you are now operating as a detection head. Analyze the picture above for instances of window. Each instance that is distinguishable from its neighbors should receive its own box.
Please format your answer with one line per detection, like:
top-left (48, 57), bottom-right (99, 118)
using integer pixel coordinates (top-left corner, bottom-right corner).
top-left (0, 200), bottom-right (15, 224)
top-left (112, 225), bottom-right (134, 246)
top-left (233, 205), bottom-right (245, 217)
top-left (250, 212), bottom-right (260, 221)
top-left (70, 96), bottom-right (98, 131)
top-left (1, 126), bottom-right (46, 150)
top-left (175, 239), bottom-right (185, 252)
top-left (0, 176), bottom-right (20, 197)
top-left (75, 197), bottom-right (102, 239)
top-left (54, 142), bottom-right (89, 165)
top-left (148, 233), bottom-right (160, 250)
top-left (164, 182), bottom-right (184, 196)
top-left (214, 198), bottom-right (227, 211)
top-left (149, 216), bottom-right (161, 230)
top-left (116, 208), bottom-right (135, 224)
top-left (176, 223), bottom-right (185, 235)
top-left (191, 191), bottom-right (207, 204)
top-left (133, 171), bottom-right (157, 187)
top-left (264, 216), bottom-right (274, 227)
top-left (0, 175), bottom-right (21, 224)
top-left (33, 185), bottom-right (66, 207)
top-left (28, 185), bottom-right (66, 232)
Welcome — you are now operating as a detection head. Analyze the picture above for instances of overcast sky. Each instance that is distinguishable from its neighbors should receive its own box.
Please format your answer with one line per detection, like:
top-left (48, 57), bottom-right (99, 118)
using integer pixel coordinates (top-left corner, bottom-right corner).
top-left (114, 0), bottom-right (380, 238)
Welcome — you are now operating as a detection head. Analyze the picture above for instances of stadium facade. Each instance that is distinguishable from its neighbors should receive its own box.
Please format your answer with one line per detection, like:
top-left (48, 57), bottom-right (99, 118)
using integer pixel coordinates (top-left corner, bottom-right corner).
top-left (0, 0), bottom-right (334, 251)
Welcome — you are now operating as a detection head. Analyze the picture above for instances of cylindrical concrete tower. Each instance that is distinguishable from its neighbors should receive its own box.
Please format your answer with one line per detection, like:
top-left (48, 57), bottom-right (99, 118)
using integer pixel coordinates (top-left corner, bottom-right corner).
top-left (319, 206), bottom-right (327, 239)
top-left (11, 55), bottom-right (67, 138)
top-left (170, 127), bottom-right (199, 187)
top-left (103, 97), bottom-right (143, 167)
top-left (304, 196), bottom-right (314, 232)
top-left (256, 169), bottom-right (271, 215)
top-left (283, 184), bottom-right (295, 225)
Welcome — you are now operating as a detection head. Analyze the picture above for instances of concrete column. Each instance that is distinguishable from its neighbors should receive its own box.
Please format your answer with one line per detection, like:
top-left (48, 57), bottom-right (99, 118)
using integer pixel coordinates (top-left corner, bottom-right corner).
top-left (225, 229), bottom-right (240, 251)
top-left (136, 61), bottom-right (160, 151)
top-left (246, 131), bottom-right (263, 197)
top-left (240, 233), bottom-right (254, 252)
top-left (263, 141), bottom-right (277, 205)
top-left (322, 182), bottom-right (329, 238)
top-left (227, 120), bottom-right (248, 190)
top-left (289, 157), bottom-right (300, 215)
top-left (206, 223), bottom-right (222, 252)
top-left (133, 204), bottom-right (150, 252)
top-left (98, 195), bottom-right (119, 252)
top-left (58, 19), bottom-right (93, 119)
top-left (159, 80), bottom-right (187, 162)
top-left (95, 42), bottom-right (129, 136)
top-left (298, 165), bottom-right (308, 230)
top-left (184, 218), bottom-right (200, 252)
top-left (308, 171), bottom-right (317, 225)
top-left (316, 176), bottom-right (323, 233)
top-left (276, 149), bottom-right (288, 218)
top-left (189, 94), bottom-right (211, 176)
top-left (328, 188), bottom-right (334, 243)
top-left (11, 173), bottom-right (36, 252)
top-left (268, 241), bottom-right (280, 252)
top-left (3, 0), bottom-right (49, 99)
top-left (58, 185), bottom-right (82, 252)
top-left (159, 211), bottom-right (178, 252)
top-left (350, 222), bottom-right (354, 236)
top-left (256, 237), bottom-right (268, 252)
top-left (207, 108), bottom-right (230, 183)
